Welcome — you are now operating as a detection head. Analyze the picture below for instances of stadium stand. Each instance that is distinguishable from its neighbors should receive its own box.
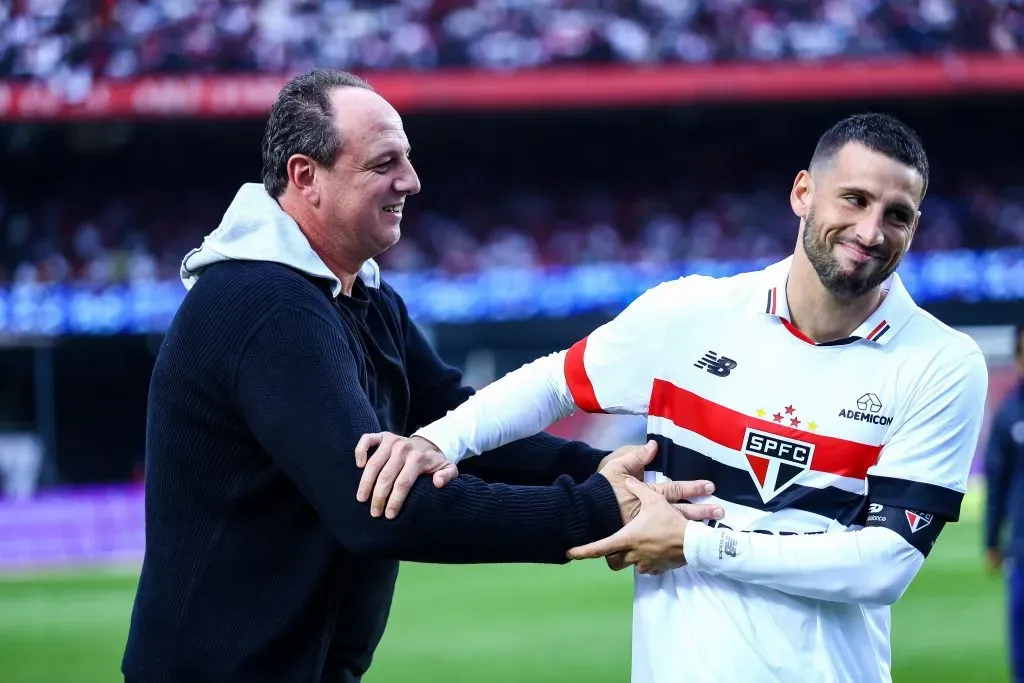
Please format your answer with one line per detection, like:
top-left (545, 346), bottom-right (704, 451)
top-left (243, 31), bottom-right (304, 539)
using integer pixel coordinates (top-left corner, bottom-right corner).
top-left (0, 173), bottom-right (1022, 286)
top-left (3, 0), bottom-right (1023, 83)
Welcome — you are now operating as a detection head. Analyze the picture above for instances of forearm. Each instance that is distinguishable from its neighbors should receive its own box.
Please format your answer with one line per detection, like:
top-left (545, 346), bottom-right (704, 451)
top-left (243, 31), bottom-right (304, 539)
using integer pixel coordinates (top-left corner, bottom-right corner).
top-left (237, 308), bottom-right (621, 565)
top-left (351, 472), bottom-right (620, 563)
top-left (684, 523), bottom-right (924, 606)
top-left (460, 432), bottom-right (609, 486)
top-left (414, 351), bottom-right (577, 463)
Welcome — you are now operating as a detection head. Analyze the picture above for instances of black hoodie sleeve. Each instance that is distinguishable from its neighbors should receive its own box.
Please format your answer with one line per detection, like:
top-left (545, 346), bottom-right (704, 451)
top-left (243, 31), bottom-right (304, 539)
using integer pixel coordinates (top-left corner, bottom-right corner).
top-left (233, 303), bottom-right (622, 563)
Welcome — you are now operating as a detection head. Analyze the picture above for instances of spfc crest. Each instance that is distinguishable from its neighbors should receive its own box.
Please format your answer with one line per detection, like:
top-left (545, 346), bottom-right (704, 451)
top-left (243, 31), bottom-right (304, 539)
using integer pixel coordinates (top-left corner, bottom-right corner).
top-left (742, 428), bottom-right (815, 503)
top-left (905, 510), bottom-right (933, 533)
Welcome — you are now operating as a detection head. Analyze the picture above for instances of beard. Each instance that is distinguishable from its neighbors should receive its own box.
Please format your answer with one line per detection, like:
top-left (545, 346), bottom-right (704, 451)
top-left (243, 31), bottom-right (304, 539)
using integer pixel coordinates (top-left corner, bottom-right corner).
top-left (801, 208), bottom-right (902, 299)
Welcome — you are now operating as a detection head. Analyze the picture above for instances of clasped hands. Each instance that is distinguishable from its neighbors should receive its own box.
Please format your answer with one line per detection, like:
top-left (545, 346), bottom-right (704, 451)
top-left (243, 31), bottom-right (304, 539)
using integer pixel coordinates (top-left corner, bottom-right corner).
top-left (353, 433), bottom-right (723, 575)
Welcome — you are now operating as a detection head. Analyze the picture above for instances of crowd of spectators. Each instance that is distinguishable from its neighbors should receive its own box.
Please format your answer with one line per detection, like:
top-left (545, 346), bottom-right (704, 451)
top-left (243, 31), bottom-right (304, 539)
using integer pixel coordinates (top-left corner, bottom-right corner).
top-left (2, 0), bottom-right (1022, 85)
top-left (1, 176), bottom-right (1021, 287)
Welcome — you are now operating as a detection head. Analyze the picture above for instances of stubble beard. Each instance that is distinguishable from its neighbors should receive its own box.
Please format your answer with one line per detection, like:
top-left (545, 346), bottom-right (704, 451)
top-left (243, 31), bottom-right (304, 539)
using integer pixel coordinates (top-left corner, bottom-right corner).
top-left (801, 208), bottom-right (901, 300)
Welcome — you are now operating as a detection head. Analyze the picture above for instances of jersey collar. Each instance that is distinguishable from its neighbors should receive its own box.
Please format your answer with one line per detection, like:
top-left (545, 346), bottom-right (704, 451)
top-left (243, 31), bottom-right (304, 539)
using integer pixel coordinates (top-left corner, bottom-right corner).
top-left (756, 256), bottom-right (916, 346)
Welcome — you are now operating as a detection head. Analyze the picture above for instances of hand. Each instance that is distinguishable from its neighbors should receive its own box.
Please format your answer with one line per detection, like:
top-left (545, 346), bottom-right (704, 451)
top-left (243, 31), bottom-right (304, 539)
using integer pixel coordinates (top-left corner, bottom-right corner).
top-left (986, 547), bottom-right (1004, 575)
top-left (597, 440), bottom-right (661, 526)
top-left (604, 478), bottom-right (723, 571)
top-left (568, 477), bottom-right (700, 574)
top-left (597, 441), bottom-right (720, 526)
top-left (354, 432), bottom-right (459, 519)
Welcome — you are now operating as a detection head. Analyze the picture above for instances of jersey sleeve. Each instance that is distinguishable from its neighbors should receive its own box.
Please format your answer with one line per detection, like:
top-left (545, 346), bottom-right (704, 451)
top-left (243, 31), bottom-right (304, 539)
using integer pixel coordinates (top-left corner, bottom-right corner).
top-left (866, 348), bottom-right (989, 522)
top-left (563, 280), bottom-right (680, 415)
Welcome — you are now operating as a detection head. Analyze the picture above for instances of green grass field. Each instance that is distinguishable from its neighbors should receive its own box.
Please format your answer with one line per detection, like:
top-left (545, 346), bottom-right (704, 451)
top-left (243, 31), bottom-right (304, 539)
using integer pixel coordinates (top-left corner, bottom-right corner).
top-left (0, 513), bottom-right (1010, 682)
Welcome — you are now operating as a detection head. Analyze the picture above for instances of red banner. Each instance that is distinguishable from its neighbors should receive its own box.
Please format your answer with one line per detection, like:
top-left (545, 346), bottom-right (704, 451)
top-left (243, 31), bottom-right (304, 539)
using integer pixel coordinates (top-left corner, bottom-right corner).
top-left (1, 55), bottom-right (1023, 121)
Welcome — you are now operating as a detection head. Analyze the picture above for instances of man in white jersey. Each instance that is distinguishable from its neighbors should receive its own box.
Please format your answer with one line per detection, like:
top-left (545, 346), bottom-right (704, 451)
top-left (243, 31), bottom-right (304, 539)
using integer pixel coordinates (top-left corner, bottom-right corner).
top-left (353, 113), bottom-right (989, 682)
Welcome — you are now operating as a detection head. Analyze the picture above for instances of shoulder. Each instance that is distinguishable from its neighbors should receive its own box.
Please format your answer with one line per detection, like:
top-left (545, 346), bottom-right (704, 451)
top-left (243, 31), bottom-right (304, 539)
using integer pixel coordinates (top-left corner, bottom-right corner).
top-left (995, 383), bottom-right (1024, 425)
top-left (899, 308), bottom-right (986, 380)
top-left (631, 265), bottom-right (767, 316)
top-left (189, 260), bottom-right (329, 306)
top-left (176, 261), bottom-right (337, 340)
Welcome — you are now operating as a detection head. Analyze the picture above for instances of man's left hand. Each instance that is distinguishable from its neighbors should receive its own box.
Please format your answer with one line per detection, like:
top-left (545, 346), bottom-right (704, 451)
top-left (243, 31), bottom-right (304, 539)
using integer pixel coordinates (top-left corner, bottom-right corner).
top-left (354, 432), bottom-right (459, 519)
top-left (567, 477), bottom-right (693, 574)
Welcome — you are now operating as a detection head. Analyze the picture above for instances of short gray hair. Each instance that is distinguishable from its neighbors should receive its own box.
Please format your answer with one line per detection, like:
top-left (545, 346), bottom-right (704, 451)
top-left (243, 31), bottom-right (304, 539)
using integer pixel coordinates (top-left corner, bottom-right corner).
top-left (261, 69), bottom-right (374, 198)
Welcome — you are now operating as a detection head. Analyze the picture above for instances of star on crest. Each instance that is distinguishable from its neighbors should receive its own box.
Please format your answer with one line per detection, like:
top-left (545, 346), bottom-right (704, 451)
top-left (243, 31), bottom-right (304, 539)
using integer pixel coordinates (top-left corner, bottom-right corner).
top-left (758, 404), bottom-right (818, 433)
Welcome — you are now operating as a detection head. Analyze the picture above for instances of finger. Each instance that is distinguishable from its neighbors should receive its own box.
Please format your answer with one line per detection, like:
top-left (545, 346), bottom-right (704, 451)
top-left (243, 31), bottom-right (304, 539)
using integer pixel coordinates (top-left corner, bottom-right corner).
top-left (433, 463), bottom-right (459, 488)
top-left (624, 476), bottom-right (661, 503)
top-left (385, 449), bottom-right (437, 519)
top-left (652, 479), bottom-right (715, 502)
top-left (354, 433), bottom-right (384, 468)
top-left (617, 440), bottom-right (658, 474)
top-left (567, 528), bottom-right (632, 560)
top-left (370, 446), bottom-right (408, 517)
top-left (623, 549), bottom-right (641, 566)
top-left (674, 503), bottom-right (724, 521)
top-left (356, 436), bottom-right (396, 502)
top-left (606, 552), bottom-right (629, 571)
top-left (636, 439), bottom-right (658, 467)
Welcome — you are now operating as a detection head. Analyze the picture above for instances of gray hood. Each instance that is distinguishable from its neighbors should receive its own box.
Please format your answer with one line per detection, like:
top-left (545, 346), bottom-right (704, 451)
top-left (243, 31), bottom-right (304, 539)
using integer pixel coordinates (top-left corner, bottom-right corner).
top-left (180, 182), bottom-right (380, 298)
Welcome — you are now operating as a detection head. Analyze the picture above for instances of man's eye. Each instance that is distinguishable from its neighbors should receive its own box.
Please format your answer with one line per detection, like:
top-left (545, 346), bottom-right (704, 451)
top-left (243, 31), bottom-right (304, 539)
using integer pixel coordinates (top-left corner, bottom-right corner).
top-left (844, 195), bottom-right (865, 207)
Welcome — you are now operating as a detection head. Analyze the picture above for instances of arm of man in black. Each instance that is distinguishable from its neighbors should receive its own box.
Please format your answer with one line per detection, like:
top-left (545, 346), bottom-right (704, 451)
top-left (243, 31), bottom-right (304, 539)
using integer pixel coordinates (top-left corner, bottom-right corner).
top-left (394, 287), bottom-right (609, 486)
top-left (234, 302), bottom-right (621, 564)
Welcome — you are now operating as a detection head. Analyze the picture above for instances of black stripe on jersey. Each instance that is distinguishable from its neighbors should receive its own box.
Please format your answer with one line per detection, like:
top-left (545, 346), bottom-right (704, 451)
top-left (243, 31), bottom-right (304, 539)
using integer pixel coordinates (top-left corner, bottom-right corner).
top-left (872, 324), bottom-right (892, 342)
top-left (864, 503), bottom-right (945, 557)
top-left (765, 290), bottom-right (773, 314)
top-left (867, 475), bottom-right (964, 521)
top-left (649, 435), bottom-right (868, 526)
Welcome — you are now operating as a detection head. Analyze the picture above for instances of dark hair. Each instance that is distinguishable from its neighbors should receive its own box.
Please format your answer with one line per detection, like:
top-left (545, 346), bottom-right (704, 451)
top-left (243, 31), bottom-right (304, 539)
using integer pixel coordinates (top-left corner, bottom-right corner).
top-left (261, 69), bottom-right (374, 198)
top-left (809, 113), bottom-right (930, 200)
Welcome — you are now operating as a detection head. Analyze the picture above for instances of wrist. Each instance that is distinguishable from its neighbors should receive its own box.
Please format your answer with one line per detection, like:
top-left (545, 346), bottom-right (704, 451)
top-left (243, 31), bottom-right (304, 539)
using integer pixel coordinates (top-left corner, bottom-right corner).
top-left (410, 435), bottom-right (440, 452)
top-left (412, 425), bottom-right (463, 463)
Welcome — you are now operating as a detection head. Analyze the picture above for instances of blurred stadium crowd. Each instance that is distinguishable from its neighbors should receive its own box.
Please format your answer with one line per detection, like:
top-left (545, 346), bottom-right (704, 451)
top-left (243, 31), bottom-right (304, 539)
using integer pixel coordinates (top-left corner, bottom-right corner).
top-left (3, 0), bottom-right (1023, 84)
top-left (1, 174), bottom-right (1022, 286)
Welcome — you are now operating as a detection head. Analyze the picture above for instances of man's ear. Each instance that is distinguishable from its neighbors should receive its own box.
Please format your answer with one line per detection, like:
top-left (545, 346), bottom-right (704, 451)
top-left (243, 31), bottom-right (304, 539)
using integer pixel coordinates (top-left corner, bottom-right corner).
top-left (790, 170), bottom-right (813, 219)
top-left (287, 154), bottom-right (319, 204)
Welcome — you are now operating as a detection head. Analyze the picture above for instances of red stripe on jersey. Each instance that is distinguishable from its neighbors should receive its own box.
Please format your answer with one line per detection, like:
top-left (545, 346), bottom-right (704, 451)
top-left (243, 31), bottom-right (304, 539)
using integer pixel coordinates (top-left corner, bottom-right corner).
top-left (649, 379), bottom-right (882, 480)
top-left (867, 320), bottom-right (889, 341)
top-left (564, 338), bottom-right (604, 414)
top-left (780, 318), bottom-right (816, 345)
top-left (770, 287), bottom-right (777, 315)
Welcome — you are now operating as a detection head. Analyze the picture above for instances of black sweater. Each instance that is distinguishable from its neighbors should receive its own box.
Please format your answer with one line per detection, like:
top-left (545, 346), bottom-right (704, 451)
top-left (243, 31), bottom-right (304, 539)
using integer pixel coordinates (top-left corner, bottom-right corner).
top-left (121, 260), bottom-right (621, 683)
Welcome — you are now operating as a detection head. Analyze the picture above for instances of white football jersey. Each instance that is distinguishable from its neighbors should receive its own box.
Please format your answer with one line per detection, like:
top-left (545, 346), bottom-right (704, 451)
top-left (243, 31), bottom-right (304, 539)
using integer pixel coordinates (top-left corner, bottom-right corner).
top-left (562, 256), bottom-right (986, 683)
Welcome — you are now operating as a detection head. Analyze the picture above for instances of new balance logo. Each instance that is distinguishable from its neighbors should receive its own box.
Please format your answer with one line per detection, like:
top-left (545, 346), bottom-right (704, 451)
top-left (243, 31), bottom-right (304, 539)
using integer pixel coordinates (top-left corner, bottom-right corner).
top-left (718, 532), bottom-right (739, 559)
top-left (694, 351), bottom-right (737, 377)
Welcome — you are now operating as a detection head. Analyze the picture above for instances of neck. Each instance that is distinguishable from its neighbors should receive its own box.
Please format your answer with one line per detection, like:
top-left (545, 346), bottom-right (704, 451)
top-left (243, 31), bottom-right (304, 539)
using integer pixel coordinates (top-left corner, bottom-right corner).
top-left (310, 244), bottom-right (360, 297)
top-left (278, 193), bottom-right (361, 297)
top-left (786, 250), bottom-right (884, 344)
